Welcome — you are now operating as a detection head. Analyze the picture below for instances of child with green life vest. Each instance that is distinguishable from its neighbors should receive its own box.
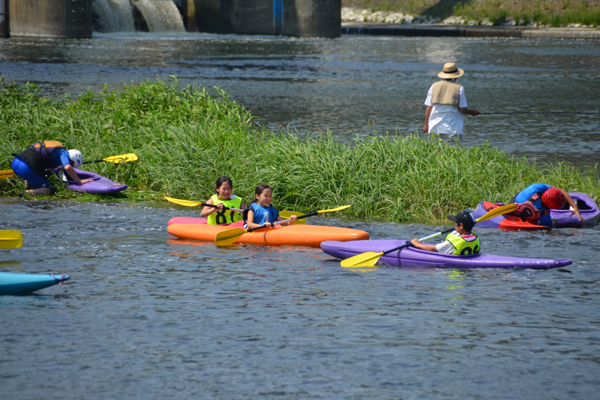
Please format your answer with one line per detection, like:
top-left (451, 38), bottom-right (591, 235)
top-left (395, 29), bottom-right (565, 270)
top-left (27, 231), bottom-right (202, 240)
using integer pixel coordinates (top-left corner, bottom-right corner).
top-left (200, 176), bottom-right (247, 225)
top-left (411, 210), bottom-right (480, 255)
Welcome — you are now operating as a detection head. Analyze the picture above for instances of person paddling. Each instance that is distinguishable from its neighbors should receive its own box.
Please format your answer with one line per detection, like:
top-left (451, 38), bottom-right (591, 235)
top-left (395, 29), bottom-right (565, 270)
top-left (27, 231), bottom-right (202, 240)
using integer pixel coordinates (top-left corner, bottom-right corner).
top-left (11, 141), bottom-right (93, 195)
top-left (411, 210), bottom-right (480, 255)
top-left (243, 184), bottom-right (297, 230)
top-left (200, 176), bottom-right (247, 225)
top-left (512, 183), bottom-right (583, 227)
top-left (423, 62), bottom-right (479, 142)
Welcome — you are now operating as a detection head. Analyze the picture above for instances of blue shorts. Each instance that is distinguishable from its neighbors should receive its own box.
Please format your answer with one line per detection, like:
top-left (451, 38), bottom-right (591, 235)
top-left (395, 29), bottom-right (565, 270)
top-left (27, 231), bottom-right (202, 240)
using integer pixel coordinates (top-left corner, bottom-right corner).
top-left (538, 213), bottom-right (552, 228)
top-left (11, 157), bottom-right (52, 189)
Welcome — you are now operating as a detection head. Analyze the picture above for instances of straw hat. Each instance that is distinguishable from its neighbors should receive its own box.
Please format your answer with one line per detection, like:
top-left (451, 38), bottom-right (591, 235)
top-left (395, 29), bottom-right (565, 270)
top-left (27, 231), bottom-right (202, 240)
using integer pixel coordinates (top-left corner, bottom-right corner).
top-left (438, 62), bottom-right (464, 79)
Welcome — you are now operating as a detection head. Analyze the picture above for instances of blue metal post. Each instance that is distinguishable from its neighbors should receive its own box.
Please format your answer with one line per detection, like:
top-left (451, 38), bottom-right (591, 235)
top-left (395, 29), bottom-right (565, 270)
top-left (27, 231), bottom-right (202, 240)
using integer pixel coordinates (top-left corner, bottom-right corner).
top-left (273, 0), bottom-right (283, 34)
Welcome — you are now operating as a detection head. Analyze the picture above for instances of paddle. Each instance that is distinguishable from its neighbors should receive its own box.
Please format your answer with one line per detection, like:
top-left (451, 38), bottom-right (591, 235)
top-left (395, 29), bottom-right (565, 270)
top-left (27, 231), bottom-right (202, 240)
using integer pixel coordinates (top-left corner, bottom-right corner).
top-left (82, 153), bottom-right (138, 165)
top-left (279, 210), bottom-right (306, 225)
top-left (0, 230), bottom-right (23, 249)
top-left (0, 169), bottom-right (14, 179)
top-left (340, 203), bottom-right (517, 268)
top-left (215, 205), bottom-right (352, 246)
top-left (164, 197), bottom-right (244, 213)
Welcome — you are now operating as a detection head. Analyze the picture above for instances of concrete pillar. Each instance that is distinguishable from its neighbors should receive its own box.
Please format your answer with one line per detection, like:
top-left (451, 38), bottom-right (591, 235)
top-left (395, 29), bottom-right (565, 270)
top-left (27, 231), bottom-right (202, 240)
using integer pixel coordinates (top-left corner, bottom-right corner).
top-left (193, 0), bottom-right (340, 37)
top-left (8, 0), bottom-right (93, 38)
top-left (284, 0), bottom-right (341, 37)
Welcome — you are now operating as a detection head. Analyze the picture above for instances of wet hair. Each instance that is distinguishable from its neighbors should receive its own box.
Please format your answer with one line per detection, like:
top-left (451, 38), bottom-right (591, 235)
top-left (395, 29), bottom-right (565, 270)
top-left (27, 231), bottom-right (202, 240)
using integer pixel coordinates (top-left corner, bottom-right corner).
top-left (215, 176), bottom-right (233, 193)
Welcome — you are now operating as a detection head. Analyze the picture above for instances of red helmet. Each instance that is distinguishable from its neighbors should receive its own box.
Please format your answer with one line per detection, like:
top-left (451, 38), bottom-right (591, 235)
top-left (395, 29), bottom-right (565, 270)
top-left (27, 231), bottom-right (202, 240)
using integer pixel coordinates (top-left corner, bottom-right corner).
top-left (541, 188), bottom-right (566, 209)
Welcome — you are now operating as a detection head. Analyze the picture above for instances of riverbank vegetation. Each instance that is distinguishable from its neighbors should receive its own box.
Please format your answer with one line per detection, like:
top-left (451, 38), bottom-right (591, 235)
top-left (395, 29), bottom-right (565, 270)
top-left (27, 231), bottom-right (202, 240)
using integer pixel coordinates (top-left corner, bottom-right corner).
top-left (1, 77), bottom-right (598, 223)
top-left (343, 0), bottom-right (600, 27)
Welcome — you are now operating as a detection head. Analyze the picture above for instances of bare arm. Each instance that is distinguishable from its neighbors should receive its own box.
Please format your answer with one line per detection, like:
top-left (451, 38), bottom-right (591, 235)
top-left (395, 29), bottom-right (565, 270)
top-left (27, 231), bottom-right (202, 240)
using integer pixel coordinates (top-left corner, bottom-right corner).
top-left (410, 238), bottom-right (438, 252)
top-left (559, 188), bottom-right (583, 222)
top-left (459, 107), bottom-right (480, 116)
top-left (423, 106), bottom-right (433, 133)
top-left (200, 197), bottom-right (221, 217)
top-left (64, 164), bottom-right (93, 185)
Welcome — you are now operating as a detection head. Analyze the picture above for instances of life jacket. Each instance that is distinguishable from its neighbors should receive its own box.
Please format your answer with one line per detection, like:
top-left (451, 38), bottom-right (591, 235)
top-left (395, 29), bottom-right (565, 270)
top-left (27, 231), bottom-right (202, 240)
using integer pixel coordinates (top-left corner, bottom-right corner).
top-left (207, 194), bottom-right (243, 225)
top-left (445, 231), bottom-right (480, 255)
top-left (13, 141), bottom-right (66, 176)
top-left (243, 202), bottom-right (278, 228)
top-left (509, 191), bottom-right (549, 221)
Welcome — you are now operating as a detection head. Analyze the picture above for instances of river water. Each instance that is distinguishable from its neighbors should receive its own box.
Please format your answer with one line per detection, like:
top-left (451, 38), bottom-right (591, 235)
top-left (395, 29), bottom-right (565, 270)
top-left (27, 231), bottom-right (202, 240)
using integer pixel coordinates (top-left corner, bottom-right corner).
top-left (0, 32), bottom-right (599, 167)
top-left (1, 32), bottom-right (600, 399)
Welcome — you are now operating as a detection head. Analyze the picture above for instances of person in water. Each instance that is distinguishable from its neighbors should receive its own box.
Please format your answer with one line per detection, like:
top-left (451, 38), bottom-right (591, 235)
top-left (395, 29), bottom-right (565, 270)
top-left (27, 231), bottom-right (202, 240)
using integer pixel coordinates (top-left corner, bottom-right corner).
top-left (243, 184), bottom-right (297, 230)
top-left (200, 176), bottom-right (247, 225)
top-left (11, 141), bottom-right (93, 195)
top-left (512, 183), bottom-right (583, 227)
top-left (423, 62), bottom-right (480, 142)
top-left (411, 210), bottom-right (480, 255)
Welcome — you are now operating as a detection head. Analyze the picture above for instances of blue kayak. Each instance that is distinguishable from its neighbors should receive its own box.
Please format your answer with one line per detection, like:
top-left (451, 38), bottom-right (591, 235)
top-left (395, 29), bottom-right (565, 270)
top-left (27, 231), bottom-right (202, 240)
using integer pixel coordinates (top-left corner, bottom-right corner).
top-left (0, 272), bottom-right (69, 295)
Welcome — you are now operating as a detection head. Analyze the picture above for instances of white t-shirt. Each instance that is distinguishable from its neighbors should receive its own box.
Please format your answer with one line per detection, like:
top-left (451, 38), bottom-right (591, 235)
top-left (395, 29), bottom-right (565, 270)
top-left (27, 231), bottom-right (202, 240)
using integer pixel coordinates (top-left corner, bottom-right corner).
top-left (425, 84), bottom-right (468, 135)
top-left (435, 231), bottom-right (459, 254)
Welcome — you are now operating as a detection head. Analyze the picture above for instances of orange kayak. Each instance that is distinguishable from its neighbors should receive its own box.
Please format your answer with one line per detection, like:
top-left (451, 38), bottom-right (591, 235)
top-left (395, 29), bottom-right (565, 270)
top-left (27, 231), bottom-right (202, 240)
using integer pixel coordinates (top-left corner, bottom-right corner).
top-left (167, 221), bottom-right (370, 247)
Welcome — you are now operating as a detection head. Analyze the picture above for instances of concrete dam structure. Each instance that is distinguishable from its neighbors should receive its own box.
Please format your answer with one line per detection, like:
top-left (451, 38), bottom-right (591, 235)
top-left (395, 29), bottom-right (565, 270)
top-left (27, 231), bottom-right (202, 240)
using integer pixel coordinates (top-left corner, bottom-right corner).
top-left (1, 0), bottom-right (340, 38)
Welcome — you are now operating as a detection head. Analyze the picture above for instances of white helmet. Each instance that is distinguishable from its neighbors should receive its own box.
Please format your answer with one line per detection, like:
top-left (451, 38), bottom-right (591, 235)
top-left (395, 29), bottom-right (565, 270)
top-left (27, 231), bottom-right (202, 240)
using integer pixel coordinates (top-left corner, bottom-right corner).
top-left (68, 149), bottom-right (84, 168)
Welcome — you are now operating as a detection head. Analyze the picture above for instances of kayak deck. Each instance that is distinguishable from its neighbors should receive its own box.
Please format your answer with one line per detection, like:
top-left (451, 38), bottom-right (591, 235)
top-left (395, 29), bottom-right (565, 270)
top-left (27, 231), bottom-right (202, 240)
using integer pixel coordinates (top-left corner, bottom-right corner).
top-left (321, 240), bottom-right (572, 270)
top-left (167, 222), bottom-right (370, 247)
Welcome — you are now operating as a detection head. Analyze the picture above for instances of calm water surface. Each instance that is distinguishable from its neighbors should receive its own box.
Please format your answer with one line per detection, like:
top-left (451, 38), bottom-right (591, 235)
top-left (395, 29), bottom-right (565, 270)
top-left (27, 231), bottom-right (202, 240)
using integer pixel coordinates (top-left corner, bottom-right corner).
top-left (1, 33), bottom-right (599, 166)
top-left (1, 200), bottom-right (600, 399)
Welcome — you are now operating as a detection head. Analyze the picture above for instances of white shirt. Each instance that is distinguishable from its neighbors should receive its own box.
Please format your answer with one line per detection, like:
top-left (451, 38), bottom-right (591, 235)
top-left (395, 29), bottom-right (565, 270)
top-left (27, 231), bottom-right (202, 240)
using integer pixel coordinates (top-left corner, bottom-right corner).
top-left (435, 231), bottom-right (459, 254)
top-left (425, 84), bottom-right (468, 135)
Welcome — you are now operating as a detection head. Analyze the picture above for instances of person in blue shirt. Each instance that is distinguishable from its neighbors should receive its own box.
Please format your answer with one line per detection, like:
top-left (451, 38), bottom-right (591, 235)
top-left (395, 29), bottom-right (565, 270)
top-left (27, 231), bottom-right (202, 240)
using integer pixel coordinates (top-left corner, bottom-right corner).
top-left (11, 141), bottom-right (93, 195)
top-left (513, 183), bottom-right (583, 227)
top-left (244, 184), bottom-right (297, 230)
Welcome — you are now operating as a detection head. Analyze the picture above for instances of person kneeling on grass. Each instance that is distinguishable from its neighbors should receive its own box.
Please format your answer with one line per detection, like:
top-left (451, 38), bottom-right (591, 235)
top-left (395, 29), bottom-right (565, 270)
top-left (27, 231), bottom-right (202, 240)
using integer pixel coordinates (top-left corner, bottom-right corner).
top-left (11, 141), bottom-right (93, 195)
top-left (411, 210), bottom-right (480, 255)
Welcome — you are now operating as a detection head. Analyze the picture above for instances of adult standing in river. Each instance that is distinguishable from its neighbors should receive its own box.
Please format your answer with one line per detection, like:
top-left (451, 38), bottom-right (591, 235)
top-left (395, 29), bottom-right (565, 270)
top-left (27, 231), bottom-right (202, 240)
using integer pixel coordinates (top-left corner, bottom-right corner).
top-left (11, 141), bottom-right (93, 195)
top-left (423, 62), bottom-right (480, 142)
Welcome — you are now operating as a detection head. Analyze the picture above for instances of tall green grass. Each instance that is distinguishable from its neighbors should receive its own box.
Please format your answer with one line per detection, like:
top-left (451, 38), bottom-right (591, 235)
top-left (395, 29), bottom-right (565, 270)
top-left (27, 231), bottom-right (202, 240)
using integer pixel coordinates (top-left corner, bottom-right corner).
top-left (1, 77), bottom-right (598, 223)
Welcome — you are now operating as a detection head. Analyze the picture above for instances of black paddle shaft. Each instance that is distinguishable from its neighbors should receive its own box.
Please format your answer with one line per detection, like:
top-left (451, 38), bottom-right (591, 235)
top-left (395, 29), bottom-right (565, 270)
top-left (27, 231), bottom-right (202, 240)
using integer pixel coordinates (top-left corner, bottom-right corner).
top-left (247, 211), bottom-right (317, 233)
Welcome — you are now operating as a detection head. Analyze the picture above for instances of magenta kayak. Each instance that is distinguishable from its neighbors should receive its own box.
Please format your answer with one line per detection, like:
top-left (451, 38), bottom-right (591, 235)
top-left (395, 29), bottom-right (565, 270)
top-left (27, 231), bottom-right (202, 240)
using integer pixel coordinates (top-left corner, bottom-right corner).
top-left (59, 168), bottom-right (128, 195)
top-left (321, 240), bottom-right (572, 269)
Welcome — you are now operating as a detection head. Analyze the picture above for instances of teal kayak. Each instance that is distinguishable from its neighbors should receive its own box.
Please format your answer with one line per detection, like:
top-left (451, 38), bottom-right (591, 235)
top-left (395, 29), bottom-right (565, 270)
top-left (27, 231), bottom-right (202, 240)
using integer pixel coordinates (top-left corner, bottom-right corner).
top-left (0, 272), bottom-right (69, 295)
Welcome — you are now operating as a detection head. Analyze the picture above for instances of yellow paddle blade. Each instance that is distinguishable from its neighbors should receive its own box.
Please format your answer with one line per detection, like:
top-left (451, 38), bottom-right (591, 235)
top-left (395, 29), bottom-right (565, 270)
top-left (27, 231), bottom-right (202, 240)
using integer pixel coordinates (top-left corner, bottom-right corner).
top-left (317, 205), bottom-right (351, 214)
top-left (0, 169), bottom-right (15, 179)
top-left (0, 230), bottom-right (23, 249)
top-left (164, 197), bottom-right (202, 207)
top-left (340, 251), bottom-right (383, 268)
top-left (279, 210), bottom-right (306, 224)
top-left (475, 203), bottom-right (517, 222)
top-left (214, 228), bottom-right (248, 246)
top-left (103, 153), bottom-right (138, 164)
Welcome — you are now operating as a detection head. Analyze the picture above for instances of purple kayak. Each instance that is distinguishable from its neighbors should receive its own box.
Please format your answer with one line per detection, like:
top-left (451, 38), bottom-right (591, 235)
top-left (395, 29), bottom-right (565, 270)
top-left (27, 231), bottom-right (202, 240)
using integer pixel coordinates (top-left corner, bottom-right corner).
top-left (472, 192), bottom-right (599, 229)
top-left (59, 168), bottom-right (128, 195)
top-left (321, 240), bottom-right (572, 270)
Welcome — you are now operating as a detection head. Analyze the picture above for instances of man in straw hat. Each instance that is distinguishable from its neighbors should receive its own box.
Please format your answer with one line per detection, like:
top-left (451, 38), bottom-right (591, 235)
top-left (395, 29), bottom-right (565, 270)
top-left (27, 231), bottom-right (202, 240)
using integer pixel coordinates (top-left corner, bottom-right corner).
top-left (423, 62), bottom-right (479, 142)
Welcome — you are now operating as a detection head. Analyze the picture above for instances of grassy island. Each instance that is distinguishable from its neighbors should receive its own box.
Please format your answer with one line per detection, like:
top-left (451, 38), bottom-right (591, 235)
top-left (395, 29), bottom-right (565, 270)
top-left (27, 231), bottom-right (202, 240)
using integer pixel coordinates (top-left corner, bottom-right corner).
top-left (343, 0), bottom-right (600, 27)
top-left (1, 77), bottom-right (598, 224)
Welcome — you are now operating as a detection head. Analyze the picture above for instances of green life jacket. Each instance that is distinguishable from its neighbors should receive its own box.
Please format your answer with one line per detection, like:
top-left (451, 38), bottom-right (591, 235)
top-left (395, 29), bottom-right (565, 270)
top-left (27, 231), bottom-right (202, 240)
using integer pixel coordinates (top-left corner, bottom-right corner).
top-left (445, 231), bottom-right (480, 255)
top-left (207, 194), bottom-right (243, 225)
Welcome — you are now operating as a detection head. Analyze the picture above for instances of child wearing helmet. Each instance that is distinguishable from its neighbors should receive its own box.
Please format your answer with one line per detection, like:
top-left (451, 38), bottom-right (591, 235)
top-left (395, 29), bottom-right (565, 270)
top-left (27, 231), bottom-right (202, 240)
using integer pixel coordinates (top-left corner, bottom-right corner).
top-left (11, 141), bottom-right (93, 195)
top-left (513, 183), bottom-right (583, 227)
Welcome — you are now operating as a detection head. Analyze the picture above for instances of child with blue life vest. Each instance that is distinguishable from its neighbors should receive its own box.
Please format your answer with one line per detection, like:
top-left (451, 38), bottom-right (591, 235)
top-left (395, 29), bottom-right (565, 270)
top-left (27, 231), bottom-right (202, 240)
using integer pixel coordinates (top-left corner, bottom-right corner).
top-left (411, 210), bottom-right (480, 255)
top-left (243, 184), bottom-right (297, 229)
top-left (200, 176), bottom-right (247, 225)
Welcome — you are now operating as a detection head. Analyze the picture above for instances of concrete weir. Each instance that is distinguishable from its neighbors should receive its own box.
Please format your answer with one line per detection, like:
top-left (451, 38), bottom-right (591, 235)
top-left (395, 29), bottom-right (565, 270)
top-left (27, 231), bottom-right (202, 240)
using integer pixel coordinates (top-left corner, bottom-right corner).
top-left (7, 0), bottom-right (93, 38)
top-left (195, 0), bottom-right (341, 37)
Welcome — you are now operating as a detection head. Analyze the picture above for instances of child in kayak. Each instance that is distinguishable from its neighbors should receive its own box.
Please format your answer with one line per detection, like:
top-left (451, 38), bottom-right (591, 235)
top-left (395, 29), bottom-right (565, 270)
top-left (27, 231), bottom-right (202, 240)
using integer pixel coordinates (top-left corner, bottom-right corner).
top-left (200, 176), bottom-right (247, 225)
top-left (411, 210), bottom-right (480, 255)
top-left (244, 184), bottom-right (297, 229)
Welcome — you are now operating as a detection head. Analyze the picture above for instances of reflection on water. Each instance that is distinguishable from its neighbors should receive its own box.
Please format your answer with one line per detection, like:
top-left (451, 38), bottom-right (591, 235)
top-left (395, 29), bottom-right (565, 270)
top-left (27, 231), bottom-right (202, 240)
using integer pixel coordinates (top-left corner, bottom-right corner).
top-left (1, 33), bottom-right (599, 166)
top-left (1, 201), bottom-right (599, 399)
